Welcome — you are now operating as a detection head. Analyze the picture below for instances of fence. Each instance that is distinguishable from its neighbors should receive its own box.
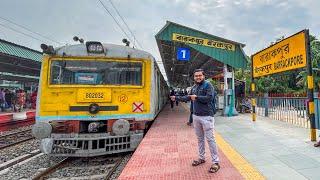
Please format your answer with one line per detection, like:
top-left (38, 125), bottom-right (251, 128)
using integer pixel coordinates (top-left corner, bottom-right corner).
top-left (315, 94), bottom-right (320, 129)
top-left (256, 92), bottom-right (319, 129)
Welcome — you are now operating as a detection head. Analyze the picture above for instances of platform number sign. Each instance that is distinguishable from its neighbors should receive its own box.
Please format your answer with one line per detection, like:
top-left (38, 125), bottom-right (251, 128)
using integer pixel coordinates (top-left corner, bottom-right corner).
top-left (177, 47), bottom-right (190, 61)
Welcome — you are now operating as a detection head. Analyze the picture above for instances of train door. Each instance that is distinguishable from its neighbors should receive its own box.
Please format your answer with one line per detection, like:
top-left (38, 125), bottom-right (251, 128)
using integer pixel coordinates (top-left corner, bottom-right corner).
top-left (157, 71), bottom-right (161, 111)
top-left (154, 66), bottom-right (159, 113)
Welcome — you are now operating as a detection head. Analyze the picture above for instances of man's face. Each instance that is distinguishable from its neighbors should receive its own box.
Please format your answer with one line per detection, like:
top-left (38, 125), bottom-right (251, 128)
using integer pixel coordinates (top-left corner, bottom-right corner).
top-left (194, 71), bottom-right (205, 83)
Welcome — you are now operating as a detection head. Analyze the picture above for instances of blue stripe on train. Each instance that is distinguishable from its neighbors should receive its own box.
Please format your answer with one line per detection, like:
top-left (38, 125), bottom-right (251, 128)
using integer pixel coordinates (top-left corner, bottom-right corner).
top-left (36, 113), bottom-right (154, 121)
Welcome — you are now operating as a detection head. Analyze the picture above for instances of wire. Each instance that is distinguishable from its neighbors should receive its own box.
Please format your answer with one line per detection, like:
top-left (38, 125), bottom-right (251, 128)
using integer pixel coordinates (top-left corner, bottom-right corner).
top-left (0, 23), bottom-right (46, 43)
top-left (98, 0), bottom-right (133, 44)
top-left (108, 0), bottom-right (143, 49)
top-left (0, 27), bottom-right (8, 39)
top-left (0, 16), bottom-right (63, 45)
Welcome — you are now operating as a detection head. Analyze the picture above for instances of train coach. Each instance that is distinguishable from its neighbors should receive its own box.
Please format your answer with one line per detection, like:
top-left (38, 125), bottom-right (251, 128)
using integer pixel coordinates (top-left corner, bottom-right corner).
top-left (32, 40), bottom-right (168, 156)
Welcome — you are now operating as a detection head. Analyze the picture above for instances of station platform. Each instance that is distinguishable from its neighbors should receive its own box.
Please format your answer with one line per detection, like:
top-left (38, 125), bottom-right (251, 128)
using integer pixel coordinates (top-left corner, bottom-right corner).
top-left (0, 110), bottom-right (35, 131)
top-left (119, 103), bottom-right (320, 180)
top-left (0, 110), bottom-right (35, 122)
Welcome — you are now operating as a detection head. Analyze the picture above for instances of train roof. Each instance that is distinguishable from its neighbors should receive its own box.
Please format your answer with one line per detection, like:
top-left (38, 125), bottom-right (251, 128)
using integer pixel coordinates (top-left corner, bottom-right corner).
top-left (54, 43), bottom-right (156, 61)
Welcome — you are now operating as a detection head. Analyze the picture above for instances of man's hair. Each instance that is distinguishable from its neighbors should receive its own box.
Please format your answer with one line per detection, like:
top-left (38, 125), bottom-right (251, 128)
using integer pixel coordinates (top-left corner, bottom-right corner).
top-left (193, 69), bottom-right (205, 75)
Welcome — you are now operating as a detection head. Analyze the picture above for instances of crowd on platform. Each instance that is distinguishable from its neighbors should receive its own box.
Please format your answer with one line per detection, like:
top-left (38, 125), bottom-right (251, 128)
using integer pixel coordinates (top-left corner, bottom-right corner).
top-left (0, 88), bottom-right (37, 112)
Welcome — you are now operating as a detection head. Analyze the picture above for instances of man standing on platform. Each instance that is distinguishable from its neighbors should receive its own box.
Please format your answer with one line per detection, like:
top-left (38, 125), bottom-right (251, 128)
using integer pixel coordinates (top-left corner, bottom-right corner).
top-left (169, 88), bottom-right (175, 109)
top-left (170, 69), bottom-right (220, 173)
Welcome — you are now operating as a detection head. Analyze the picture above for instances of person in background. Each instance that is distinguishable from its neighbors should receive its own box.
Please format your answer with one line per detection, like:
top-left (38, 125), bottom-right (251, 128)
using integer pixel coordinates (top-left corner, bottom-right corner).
top-left (240, 97), bottom-right (252, 113)
top-left (187, 101), bottom-right (193, 126)
top-left (0, 88), bottom-right (5, 112)
top-left (25, 91), bottom-right (31, 109)
top-left (175, 90), bottom-right (179, 106)
top-left (4, 89), bottom-right (13, 111)
top-left (17, 89), bottom-right (26, 112)
top-left (31, 89), bottom-right (38, 109)
top-left (184, 89), bottom-right (188, 96)
top-left (12, 90), bottom-right (18, 112)
top-left (169, 88), bottom-right (175, 109)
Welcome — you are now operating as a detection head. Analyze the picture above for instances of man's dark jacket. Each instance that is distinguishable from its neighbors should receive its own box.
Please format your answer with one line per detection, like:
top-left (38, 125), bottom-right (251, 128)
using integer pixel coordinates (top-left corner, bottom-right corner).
top-left (176, 80), bottom-right (214, 117)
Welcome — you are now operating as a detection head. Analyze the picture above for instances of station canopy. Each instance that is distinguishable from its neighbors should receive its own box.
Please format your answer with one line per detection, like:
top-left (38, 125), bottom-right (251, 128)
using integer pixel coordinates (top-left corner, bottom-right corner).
top-left (0, 39), bottom-right (42, 82)
top-left (155, 21), bottom-right (248, 88)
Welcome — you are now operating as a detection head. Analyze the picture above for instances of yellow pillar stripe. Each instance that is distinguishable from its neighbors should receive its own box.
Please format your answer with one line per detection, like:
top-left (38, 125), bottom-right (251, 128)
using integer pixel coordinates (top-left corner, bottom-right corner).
top-left (251, 98), bottom-right (256, 106)
top-left (307, 76), bottom-right (314, 89)
top-left (216, 133), bottom-right (265, 180)
top-left (252, 113), bottom-right (256, 122)
top-left (181, 103), bottom-right (264, 179)
top-left (309, 101), bottom-right (315, 114)
top-left (251, 83), bottom-right (255, 91)
top-left (311, 128), bottom-right (317, 141)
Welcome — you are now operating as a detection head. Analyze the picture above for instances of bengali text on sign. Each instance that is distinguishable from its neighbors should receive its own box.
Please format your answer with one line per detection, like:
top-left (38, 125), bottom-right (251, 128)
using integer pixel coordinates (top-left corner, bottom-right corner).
top-left (252, 30), bottom-right (307, 78)
top-left (172, 33), bottom-right (235, 51)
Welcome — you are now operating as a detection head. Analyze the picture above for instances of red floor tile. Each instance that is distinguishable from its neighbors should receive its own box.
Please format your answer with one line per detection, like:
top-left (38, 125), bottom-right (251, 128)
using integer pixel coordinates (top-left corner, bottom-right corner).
top-left (119, 104), bottom-right (244, 180)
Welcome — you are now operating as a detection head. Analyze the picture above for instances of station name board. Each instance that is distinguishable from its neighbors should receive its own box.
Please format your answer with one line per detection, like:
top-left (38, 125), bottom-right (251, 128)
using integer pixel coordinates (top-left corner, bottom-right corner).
top-left (172, 33), bottom-right (235, 51)
top-left (252, 30), bottom-right (307, 78)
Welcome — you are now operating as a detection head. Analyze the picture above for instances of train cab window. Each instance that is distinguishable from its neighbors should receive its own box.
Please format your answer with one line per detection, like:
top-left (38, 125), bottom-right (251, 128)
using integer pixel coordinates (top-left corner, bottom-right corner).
top-left (50, 60), bottom-right (142, 86)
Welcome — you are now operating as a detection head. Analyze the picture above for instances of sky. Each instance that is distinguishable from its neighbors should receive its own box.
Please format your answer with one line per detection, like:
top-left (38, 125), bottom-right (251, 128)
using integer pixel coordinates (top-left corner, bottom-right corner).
top-left (0, 0), bottom-right (320, 80)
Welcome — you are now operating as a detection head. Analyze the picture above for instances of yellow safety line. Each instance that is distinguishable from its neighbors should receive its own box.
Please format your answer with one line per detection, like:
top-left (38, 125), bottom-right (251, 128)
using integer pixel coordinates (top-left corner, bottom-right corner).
top-left (181, 103), bottom-right (265, 179)
top-left (215, 133), bottom-right (265, 180)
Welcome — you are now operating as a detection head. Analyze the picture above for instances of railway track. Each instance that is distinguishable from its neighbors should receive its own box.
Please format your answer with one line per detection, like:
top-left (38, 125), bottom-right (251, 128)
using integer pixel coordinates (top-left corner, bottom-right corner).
top-left (0, 129), bottom-right (35, 150)
top-left (0, 149), bottom-right (41, 171)
top-left (32, 154), bottom-right (127, 180)
top-left (32, 157), bottom-right (71, 180)
top-left (105, 155), bottom-right (126, 180)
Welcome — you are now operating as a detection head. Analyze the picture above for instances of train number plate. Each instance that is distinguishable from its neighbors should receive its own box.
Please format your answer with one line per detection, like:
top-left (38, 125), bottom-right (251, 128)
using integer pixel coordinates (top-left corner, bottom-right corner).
top-left (77, 89), bottom-right (111, 102)
top-left (85, 92), bottom-right (104, 99)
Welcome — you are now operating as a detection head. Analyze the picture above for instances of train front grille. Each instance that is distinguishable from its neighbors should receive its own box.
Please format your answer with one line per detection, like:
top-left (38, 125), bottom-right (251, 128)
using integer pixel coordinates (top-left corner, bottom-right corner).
top-left (49, 132), bottom-right (143, 157)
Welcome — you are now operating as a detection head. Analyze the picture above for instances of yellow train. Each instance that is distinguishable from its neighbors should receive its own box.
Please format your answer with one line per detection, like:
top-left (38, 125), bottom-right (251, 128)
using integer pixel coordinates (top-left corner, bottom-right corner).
top-left (32, 40), bottom-right (168, 156)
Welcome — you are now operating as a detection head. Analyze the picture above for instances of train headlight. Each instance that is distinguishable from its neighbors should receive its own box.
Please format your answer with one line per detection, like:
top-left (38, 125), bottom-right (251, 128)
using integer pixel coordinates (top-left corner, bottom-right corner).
top-left (32, 122), bottom-right (52, 139)
top-left (86, 41), bottom-right (104, 54)
top-left (112, 119), bottom-right (130, 136)
top-left (88, 122), bottom-right (103, 133)
top-left (89, 103), bottom-right (100, 114)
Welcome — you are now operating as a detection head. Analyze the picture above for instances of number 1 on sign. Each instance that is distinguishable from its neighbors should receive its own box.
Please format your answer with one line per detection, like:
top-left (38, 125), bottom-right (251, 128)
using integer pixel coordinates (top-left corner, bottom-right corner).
top-left (181, 50), bottom-right (186, 59)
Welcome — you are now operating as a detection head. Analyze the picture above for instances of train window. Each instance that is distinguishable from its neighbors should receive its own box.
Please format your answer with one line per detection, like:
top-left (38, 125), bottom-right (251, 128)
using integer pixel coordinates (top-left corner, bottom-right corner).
top-left (50, 60), bottom-right (142, 85)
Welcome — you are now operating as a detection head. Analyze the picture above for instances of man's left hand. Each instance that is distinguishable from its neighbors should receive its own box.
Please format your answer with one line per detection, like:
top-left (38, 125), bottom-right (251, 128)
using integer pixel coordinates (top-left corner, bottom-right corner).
top-left (189, 95), bottom-right (197, 101)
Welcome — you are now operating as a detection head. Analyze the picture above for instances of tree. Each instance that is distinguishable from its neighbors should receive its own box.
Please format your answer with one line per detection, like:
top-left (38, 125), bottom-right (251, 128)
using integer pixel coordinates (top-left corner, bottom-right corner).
top-left (296, 35), bottom-right (320, 91)
top-left (234, 56), bottom-right (251, 94)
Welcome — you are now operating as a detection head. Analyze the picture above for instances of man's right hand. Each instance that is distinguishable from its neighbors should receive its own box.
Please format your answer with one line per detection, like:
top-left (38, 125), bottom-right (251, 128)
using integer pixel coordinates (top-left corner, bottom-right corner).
top-left (170, 96), bottom-right (176, 101)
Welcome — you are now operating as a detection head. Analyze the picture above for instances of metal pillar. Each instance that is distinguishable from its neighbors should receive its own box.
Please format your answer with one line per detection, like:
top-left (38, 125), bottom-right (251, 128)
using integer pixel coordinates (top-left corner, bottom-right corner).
top-left (251, 56), bottom-right (256, 122)
top-left (264, 93), bottom-right (269, 117)
top-left (305, 30), bottom-right (316, 141)
top-left (223, 64), bottom-right (238, 116)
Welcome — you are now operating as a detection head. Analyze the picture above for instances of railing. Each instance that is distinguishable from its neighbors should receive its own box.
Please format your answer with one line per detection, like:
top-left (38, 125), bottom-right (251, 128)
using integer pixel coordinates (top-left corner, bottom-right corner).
top-left (255, 93), bottom-right (320, 129)
top-left (315, 94), bottom-right (320, 129)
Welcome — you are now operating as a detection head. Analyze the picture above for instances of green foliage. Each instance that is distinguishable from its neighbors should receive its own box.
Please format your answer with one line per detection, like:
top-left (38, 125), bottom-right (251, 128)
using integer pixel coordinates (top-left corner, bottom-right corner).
top-left (296, 35), bottom-right (320, 91)
top-left (235, 56), bottom-right (251, 94)
top-left (208, 78), bottom-right (219, 90)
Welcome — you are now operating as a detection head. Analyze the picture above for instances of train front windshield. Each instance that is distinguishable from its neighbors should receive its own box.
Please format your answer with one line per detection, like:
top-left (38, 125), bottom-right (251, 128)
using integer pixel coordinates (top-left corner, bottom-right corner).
top-left (50, 60), bottom-right (142, 85)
